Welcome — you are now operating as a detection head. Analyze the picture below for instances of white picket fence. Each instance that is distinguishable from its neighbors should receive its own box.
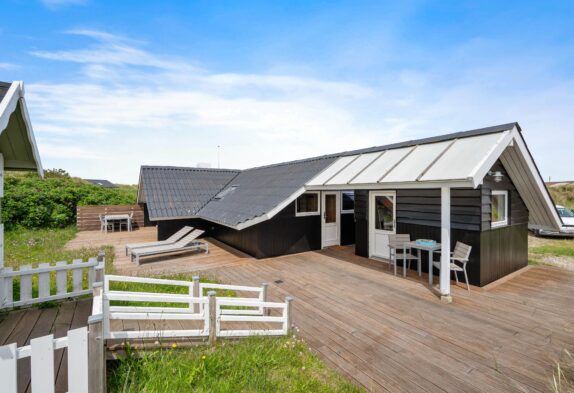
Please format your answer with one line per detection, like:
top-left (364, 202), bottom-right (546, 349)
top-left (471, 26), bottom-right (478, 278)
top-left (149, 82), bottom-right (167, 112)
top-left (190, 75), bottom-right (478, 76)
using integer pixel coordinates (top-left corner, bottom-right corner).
top-left (0, 257), bottom-right (105, 310)
top-left (94, 275), bottom-right (292, 341)
top-left (0, 327), bottom-right (89, 393)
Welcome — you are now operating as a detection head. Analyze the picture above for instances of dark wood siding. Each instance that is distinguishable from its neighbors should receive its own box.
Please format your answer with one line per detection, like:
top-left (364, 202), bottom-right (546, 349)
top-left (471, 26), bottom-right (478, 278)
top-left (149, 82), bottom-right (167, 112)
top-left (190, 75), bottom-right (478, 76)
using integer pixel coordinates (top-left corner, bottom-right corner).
top-left (396, 222), bottom-right (482, 286)
top-left (480, 224), bottom-right (528, 286)
top-left (354, 190), bottom-right (369, 257)
top-left (396, 189), bottom-right (481, 231)
top-left (340, 212), bottom-right (355, 246)
top-left (157, 218), bottom-right (206, 240)
top-left (354, 183), bottom-right (527, 287)
top-left (478, 160), bottom-right (529, 285)
top-left (481, 160), bottom-right (529, 231)
top-left (157, 201), bottom-right (321, 259)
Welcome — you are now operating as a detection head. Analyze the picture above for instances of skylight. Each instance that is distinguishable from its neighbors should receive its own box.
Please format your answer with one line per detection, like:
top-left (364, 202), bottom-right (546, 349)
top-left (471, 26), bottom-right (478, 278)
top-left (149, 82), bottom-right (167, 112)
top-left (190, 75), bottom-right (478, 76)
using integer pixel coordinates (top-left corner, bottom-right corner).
top-left (214, 185), bottom-right (238, 200)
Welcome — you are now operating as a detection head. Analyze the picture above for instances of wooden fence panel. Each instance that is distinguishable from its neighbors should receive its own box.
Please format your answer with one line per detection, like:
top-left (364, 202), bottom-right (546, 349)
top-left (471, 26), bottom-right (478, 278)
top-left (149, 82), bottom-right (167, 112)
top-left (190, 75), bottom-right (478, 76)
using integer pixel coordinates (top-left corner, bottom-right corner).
top-left (76, 204), bottom-right (145, 231)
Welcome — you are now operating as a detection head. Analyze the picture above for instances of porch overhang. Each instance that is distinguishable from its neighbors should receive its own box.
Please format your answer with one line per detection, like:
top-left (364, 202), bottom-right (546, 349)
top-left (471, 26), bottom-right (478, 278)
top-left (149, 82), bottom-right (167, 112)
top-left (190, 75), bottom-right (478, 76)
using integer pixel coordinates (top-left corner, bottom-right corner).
top-left (305, 125), bottom-right (561, 231)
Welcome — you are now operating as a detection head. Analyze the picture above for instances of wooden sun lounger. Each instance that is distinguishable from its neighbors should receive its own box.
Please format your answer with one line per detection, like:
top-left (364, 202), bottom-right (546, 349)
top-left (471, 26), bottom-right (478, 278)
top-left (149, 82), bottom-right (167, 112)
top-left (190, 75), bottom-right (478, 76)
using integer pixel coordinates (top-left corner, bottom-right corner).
top-left (130, 229), bottom-right (208, 265)
top-left (125, 226), bottom-right (194, 256)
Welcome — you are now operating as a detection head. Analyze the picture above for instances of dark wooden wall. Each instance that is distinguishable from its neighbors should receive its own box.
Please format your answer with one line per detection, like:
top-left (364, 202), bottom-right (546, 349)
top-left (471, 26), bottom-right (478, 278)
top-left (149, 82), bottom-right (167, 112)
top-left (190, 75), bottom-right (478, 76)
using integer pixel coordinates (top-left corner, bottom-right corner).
top-left (396, 189), bottom-right (481, 231)
top-left (352, 160), bottom-right (529, 287)
top-left (480, 224), bottom-right (528, 285)
top-left (340, 213), bottom-right (355, 246)
top-left (354, 190), bottom-right (369, 257)
top-left (156, 201), bottom-right (322, 259)
top-left (481, 161), bottom-right (529, 230)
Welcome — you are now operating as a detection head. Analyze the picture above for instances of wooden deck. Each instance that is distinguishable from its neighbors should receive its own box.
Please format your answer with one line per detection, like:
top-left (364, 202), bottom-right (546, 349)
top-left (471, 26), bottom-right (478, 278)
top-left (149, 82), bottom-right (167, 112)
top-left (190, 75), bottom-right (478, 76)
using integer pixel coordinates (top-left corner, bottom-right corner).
top-left (0, 299), bottom-right (92, 393)
top-left (61, 229), bottom-right (574, 392)
top-left (65, 226), bottom-right (252, 276)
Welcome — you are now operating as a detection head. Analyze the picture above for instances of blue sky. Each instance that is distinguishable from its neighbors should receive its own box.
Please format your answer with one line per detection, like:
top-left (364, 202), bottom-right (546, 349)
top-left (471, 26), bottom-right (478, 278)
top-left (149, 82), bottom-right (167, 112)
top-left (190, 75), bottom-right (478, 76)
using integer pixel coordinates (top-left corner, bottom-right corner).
top-left (1, 0), bottom-right (573, 183)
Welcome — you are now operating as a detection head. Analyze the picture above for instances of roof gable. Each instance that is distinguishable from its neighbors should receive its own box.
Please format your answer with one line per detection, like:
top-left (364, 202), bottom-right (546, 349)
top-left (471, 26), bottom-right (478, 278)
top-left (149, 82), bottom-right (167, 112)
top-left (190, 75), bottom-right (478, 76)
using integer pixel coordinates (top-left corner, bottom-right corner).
top-left (0, 81), bottom-right (43, 175)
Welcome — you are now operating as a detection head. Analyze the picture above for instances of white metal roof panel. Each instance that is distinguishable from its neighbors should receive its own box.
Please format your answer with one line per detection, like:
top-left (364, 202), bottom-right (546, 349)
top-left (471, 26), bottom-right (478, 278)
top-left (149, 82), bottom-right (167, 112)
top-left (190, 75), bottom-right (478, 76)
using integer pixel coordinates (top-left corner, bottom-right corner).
top-left (325, 152), bottom-right (382, 185)
top-left (420, 132), bottom-right (509, 182)
top-left (306, 155), bottom-right (356, 185)
top-left (348, 147), bottom-right (413, 184)
top-left (382, 140), bottom-right (452, 183)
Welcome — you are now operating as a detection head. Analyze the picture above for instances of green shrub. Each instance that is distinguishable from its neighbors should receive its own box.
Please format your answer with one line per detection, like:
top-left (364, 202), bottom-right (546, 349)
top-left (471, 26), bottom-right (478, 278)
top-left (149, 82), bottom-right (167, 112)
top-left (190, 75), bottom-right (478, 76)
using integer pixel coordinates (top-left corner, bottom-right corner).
top-left (2, 170), bottom-right (137, 229)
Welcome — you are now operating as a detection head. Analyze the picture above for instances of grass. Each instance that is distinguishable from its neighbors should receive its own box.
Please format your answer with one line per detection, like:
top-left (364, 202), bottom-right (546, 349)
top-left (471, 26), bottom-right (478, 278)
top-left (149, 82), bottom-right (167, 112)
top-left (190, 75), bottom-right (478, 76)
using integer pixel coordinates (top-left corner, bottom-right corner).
top-left (4, 226), bottom-right (112, 270)
top-left (548, 184), bottom-right (574, 211)
top-left (551, 350), bottom-right (574, 393)
top-left (528, 234), bottom-right (574, 267)
top-left (530, 245), bottom-right (574, 258)
top-left (3, 226), bottom-right (114, 308)
top-left (108, 335), bottom-right (362, 393)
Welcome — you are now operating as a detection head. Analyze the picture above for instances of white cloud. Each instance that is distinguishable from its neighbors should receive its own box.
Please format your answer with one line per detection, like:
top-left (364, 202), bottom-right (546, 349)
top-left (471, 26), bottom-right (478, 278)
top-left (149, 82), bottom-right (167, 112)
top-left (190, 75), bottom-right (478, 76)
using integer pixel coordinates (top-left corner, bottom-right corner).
top-left (40, 0), bottom-right (87, 9)
top-left (26, 29), bottom-right (574, 183)
top-left (0, 63), bottom-right (17, 70)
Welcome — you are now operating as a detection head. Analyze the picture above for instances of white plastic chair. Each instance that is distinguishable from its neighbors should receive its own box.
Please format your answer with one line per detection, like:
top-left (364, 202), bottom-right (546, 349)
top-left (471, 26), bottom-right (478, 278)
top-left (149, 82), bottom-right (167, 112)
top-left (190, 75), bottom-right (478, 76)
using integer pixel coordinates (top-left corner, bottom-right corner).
top-left (433, 242), bottom-right (472, 293)
top-left (388, 234), bottom-right (420, 276)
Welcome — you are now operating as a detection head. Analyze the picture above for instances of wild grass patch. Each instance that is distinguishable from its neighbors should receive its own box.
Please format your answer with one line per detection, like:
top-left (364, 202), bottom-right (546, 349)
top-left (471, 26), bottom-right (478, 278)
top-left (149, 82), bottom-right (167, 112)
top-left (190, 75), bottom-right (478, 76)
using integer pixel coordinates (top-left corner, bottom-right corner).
top-left (530, 245), bottom-right (574, 258)
top-left (551, 349), bottom-right (574, 393)
top-left (3, 226), bottom-right (113, 308)
top-left (108, 336), bottom-right (362, 393)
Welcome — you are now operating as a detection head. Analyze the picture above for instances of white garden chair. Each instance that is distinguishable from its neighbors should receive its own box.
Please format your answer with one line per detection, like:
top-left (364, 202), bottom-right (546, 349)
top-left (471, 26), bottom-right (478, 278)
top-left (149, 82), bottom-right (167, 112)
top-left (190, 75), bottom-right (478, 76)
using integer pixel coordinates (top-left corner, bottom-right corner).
top-left (433, 241), bottom-right (472, 293)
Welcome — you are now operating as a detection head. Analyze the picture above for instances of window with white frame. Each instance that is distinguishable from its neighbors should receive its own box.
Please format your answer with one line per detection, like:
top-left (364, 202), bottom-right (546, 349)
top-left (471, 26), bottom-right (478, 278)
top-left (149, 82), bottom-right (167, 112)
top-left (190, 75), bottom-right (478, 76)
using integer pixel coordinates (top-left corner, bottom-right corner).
top-left (491, 190), bottom-right (508, 227)
top-left (295, 192), bottom-right (320, 216)
top-left (341, 191), bottom-right (355, 213)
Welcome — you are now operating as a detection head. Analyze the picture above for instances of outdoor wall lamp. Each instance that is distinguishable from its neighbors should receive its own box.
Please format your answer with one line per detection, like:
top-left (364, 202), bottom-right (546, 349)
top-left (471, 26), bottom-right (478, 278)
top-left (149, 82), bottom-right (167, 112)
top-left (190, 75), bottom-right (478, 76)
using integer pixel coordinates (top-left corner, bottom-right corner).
top-left (488, 170), bottom-right (504, 183)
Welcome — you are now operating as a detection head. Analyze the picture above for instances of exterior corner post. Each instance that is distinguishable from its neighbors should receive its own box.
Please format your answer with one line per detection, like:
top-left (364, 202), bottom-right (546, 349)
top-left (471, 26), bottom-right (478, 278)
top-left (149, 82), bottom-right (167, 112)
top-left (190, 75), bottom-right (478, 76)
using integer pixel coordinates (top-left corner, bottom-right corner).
top-left (285, 296), bottom-right (294, 335)
top-left (192, 275), bottom-right (200, 313)
top-left (440, 186), bottom-right (452, 303)
top-left (208, 290), bottom-right (217, 346)
top-left (261, 283), bottom-right (269, 316)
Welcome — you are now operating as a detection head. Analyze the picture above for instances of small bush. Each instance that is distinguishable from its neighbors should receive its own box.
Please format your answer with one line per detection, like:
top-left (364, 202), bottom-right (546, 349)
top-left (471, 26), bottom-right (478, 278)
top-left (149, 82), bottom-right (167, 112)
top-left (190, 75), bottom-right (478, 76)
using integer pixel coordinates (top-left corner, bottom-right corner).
top-left (2, 170), bottom-right (137, 229)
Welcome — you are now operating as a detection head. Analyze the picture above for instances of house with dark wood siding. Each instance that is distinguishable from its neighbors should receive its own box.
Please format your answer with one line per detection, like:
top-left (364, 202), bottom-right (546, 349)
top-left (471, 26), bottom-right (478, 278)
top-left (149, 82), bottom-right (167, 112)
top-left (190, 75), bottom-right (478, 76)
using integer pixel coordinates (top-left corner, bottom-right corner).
top-left (137, 122), bottom-right (562, 301)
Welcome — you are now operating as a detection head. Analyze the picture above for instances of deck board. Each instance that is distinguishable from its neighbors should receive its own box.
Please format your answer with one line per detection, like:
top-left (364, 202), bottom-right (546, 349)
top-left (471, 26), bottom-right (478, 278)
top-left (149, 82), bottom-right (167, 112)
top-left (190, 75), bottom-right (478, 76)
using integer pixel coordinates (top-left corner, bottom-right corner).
top-left (0, 299), bottom-right (92, 393)
top-left (62, 228), bottom-right (574, 392)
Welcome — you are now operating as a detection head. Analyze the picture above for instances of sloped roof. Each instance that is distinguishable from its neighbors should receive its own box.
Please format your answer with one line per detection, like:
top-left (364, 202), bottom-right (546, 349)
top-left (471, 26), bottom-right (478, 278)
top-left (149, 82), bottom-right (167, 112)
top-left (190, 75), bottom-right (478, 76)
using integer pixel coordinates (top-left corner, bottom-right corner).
top-left (84, 179), bottom-right (117, 188)
top-left (0, 81), bottom-right (43, 175)
top-left (0, 82), bottom-right (10, 103)
top-left (139, 166), bottom-right (240, 220)
top-left (198, 156), bottom-right (337, 227)
top-left (138, 122), bottom-right (560, 231)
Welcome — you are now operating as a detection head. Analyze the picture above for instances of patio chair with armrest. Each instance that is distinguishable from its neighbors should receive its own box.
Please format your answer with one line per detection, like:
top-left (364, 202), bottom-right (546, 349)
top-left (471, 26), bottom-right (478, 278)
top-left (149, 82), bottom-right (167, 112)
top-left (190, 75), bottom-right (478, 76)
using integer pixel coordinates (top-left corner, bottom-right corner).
top-left (130, 229), bottom-right (208, 265)
top-left (119, 212), bottom-right (134, 232)
top-left (433, 241), bottom-right (472, 293)
top-left (125, 225), bottom-right (194, 255)
top-left (388, 234), bottom-right (421, 276)
top-left (99, 214), bottom-right (113, 233)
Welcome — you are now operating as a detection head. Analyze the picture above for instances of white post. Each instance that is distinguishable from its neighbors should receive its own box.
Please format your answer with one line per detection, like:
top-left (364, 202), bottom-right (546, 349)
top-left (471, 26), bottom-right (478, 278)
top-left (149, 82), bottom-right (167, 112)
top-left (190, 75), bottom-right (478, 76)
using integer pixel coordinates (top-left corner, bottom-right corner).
top-left (440, 187), bottom-right (452, 303)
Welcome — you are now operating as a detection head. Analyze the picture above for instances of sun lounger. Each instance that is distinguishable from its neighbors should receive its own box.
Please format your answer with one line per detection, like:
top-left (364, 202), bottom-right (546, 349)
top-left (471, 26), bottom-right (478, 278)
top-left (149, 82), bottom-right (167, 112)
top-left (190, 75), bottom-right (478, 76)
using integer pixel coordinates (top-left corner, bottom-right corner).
top-left (125, 226), bottom-right (194, 256)
top-left (130, 229), bottom-right (208, 265)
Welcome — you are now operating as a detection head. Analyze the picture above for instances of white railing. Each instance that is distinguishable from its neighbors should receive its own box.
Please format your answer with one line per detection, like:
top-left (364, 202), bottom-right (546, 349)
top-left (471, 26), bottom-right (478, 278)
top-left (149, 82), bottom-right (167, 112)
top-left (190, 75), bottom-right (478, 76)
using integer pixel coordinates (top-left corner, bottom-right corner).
top-left (92, 275), bottom-right (292, 342)
top-left (0, 327), bottom-right (89, 393)
top-left (0, 257), bottom-right (105, 310)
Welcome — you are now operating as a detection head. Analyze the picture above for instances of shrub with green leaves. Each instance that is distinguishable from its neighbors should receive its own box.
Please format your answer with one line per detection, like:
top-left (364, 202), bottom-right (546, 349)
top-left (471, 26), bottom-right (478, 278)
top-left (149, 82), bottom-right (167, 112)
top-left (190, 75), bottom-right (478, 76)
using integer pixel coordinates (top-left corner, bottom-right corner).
top-left (2, 170), bottom-right (137, 229)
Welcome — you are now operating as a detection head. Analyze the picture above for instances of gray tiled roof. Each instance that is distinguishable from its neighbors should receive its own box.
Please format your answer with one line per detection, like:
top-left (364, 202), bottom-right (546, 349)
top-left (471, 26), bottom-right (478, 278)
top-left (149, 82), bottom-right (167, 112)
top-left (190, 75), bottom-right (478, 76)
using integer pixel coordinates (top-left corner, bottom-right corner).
top-left (0, 81), bottom-right (11, 105)
top-left (198, 156), bottom-right (337, 226)
top-left (84, 179), bottom-right (117, 188)
top-left (140, 166), bottom-right (240, 220)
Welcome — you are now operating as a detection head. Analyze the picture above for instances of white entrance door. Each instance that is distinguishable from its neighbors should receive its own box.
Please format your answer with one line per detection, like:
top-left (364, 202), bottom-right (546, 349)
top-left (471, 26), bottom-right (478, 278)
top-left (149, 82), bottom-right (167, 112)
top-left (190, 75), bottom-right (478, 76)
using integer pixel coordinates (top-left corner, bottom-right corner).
top-left (322, 191), bottom-right (340, 248)
top-left (369, 191), bottom-right (396, 259)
